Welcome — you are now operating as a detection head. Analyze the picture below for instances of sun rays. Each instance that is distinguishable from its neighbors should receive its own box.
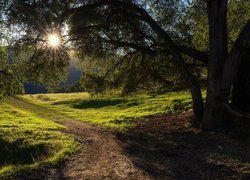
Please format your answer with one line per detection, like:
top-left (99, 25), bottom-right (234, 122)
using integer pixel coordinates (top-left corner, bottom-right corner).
top-left (47, 34), bottom-right (60, 48)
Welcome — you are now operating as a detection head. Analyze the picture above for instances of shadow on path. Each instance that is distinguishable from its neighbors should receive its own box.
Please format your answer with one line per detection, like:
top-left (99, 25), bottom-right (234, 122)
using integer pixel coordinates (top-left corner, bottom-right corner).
top-left (116, 113), bottom-right (250, 179)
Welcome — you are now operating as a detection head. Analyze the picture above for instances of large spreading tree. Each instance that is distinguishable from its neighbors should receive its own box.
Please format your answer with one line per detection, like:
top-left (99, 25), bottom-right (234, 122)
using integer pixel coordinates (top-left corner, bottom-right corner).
top-left (3, 0), bottom-right (250, 130)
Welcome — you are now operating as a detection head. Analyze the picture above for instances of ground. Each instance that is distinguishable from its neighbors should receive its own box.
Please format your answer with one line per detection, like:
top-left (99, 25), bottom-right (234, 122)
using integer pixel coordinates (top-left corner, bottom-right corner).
top-left (0, 92), bottom-right (250, 179)
top-left (0, 99), bottom-right (78, 177)
top-left (22, 91), bottom-right (196, 130)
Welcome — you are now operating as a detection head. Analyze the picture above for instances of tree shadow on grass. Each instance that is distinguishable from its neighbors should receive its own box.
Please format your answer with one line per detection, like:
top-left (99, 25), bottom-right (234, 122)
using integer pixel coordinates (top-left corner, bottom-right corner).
top-left (171, 99), bottom-right (192, 111)
top-left (71, 99), bottom-right (128, 109)
top-left (116, 113), bottom-right (250, 179)
top-left (51, 96), bottom-right (141, 110)
top-left (52, 98), bottom-right (131, 109)
top-left (0, 137), bottom-right (50, 166)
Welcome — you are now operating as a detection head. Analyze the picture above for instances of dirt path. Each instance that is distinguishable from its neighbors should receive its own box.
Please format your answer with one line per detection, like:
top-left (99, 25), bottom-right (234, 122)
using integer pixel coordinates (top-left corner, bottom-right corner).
top-left (6, 97), bottom-right (250, 179)
top-left (6, 97), bottom-right (152, 179)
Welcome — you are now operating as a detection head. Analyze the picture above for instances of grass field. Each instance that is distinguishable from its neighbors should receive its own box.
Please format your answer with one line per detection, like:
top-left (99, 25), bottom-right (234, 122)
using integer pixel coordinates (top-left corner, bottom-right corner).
top-left (22, 91), bottom-right (200, 130)
top-left (0, 90), bottom-right (202, 177)
top-left (0, 102), bottom-right (79, 177)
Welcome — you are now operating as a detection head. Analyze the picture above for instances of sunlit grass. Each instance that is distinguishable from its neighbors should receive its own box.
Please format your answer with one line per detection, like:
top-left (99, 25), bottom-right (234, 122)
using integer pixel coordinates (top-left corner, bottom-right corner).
top-left (0, 90), bottom-right (205, 176)
top-left (0, 102), bottom-right (79, 177)
top-left (23, 91), bottom-right (205, 130)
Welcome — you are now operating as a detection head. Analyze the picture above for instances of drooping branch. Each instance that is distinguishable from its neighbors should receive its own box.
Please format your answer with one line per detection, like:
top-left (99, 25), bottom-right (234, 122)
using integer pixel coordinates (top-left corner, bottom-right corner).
top-left (104, 51), bottom-right (138, 78)
top-left (131, 1), bottom-right (204, 124)
top-left (61, 0), bottom-right (207, 63)
top-left (60, 0), bottom-right (143, 21)
top-left (178, 45), bottom-right (208, 64)
top-left (61, 0), bottom-right (204, 124)
top-left (97, 37), bottom-right (158, 55)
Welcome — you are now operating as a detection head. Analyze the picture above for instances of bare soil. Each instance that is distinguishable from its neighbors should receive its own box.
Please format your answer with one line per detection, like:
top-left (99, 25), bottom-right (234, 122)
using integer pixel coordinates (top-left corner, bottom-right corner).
top-left (10, 98), bottom-right (250, 180)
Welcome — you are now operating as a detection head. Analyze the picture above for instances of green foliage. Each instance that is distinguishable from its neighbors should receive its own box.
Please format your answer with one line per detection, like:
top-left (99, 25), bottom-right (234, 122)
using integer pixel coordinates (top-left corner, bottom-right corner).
top-left (0, 47), bottom-right (24, 98)
top-left (2, 0), bottom-right (211, 96)
top-left (82, 73), bottom-right (108, 95)
top-left (227, 0), bottom-right (250, 45)
top-left (10, 43), bottom-right (70, 88)
top-left (188, 0), bottom-right (250, 51)
top-left (2, 0), bottom-right (72, 87)
top-left (23, 90), bottom-right (206, 130)
top-left (81, 53), bottom-right (182, 95)
top-left (187, 0), bottom-right (208, 51)
top-left (67, 0), bottom-right (189, 95)
top-left (0, 101), bottom-right (78, 177)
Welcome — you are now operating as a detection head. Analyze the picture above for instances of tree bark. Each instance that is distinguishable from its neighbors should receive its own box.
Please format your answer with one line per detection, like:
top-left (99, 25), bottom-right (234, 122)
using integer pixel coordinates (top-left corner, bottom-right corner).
top-left (173, 52), bottom-right (204, 127)
top-left (140, 11), bottom-right (204, 127)
top-left (202, 0), bottom-right (228, 130)
top-left (231, 47), bottom-right (250, 112)
top-left (221, 20), bottom-right (250, 91)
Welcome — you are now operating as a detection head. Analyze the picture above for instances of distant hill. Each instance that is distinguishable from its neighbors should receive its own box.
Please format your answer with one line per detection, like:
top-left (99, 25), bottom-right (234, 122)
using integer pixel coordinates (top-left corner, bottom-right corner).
top-left (24, 83), bottom-right (47, 94)
top-left (62, 65), bottom-right (82, 85)
top-left (24, 65), bottom-right (82, 94)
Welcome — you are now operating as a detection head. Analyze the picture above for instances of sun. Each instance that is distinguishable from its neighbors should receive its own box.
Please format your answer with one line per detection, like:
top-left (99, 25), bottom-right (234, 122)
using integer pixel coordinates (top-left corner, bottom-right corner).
top-left (47, 34), bottom-right (60, 47)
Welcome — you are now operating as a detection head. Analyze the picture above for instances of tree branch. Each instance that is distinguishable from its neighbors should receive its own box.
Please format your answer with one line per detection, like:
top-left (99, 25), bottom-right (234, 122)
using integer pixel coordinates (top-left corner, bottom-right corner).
top-left (62, 0), bottom-right (208, 64)
top-left (60, 0), bottom-right (204, 123)
top-left (178, 45), bottom-right (208, 64)
top-left (99, 37), bottom-right (157, 55)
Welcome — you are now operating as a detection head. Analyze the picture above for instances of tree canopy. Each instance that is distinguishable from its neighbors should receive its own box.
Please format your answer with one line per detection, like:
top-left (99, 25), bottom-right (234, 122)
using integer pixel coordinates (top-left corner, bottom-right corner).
top-left (1, 0), bottom-right (250, 130)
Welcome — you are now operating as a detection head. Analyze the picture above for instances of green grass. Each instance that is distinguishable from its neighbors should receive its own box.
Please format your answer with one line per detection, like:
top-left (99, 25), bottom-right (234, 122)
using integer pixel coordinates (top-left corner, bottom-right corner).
top-left (0, 102), bottom-right (79, 178)
top-left (22, 91), bottom-right (204, 130)
top-left (0, 90), bottom-right (205, 176)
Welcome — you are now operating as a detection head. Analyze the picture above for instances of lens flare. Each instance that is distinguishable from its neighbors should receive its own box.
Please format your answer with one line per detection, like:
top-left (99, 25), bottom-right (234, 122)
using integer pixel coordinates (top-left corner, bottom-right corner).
top-left (48, 34), bottom-right (60, 47)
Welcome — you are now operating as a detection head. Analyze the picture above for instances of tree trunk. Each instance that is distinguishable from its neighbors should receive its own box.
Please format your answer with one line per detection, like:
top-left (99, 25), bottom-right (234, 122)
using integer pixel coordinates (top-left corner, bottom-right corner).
top-left (231, 47), bottom-right (250, 112)
top-left (137, 8), bottom-right (204, 127)
top-left (202, 0), bottom-right (228, 130)
top-left (189, 78), bottom-right (204, 128)
top-left (172, 52), bottom-right (204, 127)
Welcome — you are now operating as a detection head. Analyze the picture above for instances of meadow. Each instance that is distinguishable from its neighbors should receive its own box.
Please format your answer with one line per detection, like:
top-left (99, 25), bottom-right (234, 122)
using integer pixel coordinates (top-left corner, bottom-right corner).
top-left (0, 102), bottom-right (78, 177)
top-left (0, 90), bottom-right (202, 177)
top-left (22, 91), bottom-right (196, 130)
top-left (1, 90), bottom-right (249, 179)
